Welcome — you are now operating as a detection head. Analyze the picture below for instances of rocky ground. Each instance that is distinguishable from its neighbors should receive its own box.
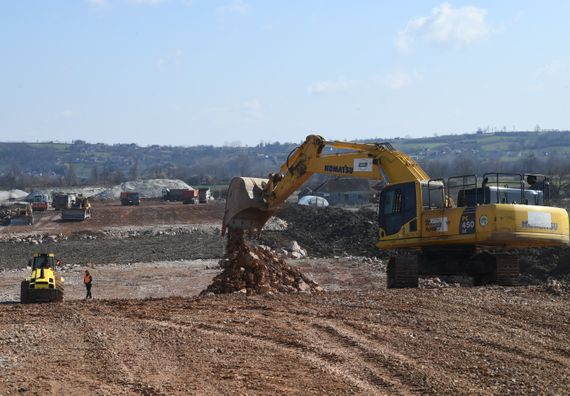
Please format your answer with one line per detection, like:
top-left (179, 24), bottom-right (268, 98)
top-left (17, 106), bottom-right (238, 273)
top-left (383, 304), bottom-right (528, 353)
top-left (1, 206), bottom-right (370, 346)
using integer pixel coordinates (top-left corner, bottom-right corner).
top-left (0, 200), bottom-right (569, 395)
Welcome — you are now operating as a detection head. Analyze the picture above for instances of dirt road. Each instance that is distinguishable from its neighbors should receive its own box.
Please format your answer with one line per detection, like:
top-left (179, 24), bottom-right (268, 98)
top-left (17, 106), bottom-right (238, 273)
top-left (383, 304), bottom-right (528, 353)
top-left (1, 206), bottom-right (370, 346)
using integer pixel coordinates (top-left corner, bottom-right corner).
top-left (1, 285), bottom-right (568, 395)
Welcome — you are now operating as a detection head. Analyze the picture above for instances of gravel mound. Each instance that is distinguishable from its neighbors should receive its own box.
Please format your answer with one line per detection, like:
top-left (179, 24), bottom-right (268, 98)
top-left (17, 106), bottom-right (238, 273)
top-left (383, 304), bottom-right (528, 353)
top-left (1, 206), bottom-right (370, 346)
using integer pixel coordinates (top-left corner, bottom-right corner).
top-left (257, 204), bottom-right (381, 257)
top-left (0, 189), bottom-right (28, 202)
top-left (95, 179), bottom-right (193, 199)
top-left (202, 230), bottom-right (322, 295)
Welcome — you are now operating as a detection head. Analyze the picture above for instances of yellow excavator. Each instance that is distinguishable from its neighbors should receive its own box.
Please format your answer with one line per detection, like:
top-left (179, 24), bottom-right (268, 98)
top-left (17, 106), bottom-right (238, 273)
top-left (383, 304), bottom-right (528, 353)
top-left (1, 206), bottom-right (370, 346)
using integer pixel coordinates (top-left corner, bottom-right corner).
top-left (223, 135), bottom-right (569, 288)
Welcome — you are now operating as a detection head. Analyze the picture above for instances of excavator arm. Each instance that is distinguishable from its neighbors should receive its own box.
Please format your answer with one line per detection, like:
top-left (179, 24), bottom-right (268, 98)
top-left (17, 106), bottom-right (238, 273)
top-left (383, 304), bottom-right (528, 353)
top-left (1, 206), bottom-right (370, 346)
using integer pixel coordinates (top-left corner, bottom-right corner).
top-left (222, 134), bottom-right (429, 234)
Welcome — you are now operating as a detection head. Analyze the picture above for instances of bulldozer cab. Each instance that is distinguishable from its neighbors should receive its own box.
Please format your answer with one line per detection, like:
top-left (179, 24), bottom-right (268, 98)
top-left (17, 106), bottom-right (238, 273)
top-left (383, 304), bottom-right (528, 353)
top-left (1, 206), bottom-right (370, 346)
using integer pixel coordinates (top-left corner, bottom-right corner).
top-left (32, 254), bottom-right (56, 270)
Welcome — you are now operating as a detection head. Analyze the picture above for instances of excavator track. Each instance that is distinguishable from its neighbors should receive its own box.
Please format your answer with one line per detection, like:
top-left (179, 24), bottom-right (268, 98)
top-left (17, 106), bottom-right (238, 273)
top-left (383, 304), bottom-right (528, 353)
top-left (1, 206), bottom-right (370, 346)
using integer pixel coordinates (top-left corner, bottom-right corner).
top-left (387, 256), bottom-right (419, 289)
top-left (494, 254), bottom-right (520, 286)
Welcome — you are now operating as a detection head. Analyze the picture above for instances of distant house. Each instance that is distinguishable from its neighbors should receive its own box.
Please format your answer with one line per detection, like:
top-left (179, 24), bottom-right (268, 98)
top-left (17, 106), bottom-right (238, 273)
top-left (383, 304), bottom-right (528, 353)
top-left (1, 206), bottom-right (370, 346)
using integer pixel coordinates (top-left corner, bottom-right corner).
top-left (301, 178), bottom-right (375, 206)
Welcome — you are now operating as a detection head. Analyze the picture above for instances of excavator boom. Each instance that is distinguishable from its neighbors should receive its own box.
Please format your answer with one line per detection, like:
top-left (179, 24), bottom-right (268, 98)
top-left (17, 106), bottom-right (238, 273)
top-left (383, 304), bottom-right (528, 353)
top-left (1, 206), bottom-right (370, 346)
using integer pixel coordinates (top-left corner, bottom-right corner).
top-left (222, 134), bottom-right (428, 234)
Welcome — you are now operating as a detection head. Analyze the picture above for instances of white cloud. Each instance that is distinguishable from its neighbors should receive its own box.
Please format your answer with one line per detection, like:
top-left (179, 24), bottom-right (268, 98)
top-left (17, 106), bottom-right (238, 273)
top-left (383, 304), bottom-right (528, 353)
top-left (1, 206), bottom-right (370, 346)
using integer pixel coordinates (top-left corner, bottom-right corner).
top-left (383, 71), bottom-right (421, 90)
top-left (395, 3), bottom-right (491, 52)
top-left (307, 77), bottom-right (352, 95)
top-left (217, 0), bottom-right (250, 16)
top-left (128, 0), bottom-right (166, 5)
top-left (87, 0), bottom-right (107, 6)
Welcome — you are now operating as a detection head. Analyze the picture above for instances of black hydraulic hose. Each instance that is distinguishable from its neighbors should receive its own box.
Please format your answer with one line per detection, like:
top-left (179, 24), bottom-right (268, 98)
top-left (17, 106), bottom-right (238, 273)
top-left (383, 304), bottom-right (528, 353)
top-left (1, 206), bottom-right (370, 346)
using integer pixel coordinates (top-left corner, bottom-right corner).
top-left (286, 147), bottom-right (298, 172)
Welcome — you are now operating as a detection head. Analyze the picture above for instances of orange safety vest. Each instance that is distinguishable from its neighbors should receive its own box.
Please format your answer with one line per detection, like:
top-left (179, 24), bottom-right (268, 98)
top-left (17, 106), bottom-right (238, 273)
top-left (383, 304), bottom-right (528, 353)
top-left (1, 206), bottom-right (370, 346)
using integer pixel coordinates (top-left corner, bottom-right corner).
top-left (84, 274), bottom-right (92, 285)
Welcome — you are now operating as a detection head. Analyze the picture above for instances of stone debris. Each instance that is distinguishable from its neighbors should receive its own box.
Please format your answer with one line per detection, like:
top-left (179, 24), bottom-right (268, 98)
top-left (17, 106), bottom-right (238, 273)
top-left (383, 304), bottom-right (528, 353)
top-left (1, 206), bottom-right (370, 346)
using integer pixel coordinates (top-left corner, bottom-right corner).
top-left (419, 277), bottom-right (454, 289)
top-left (544, 278), bottom-right (569, 295)
top-left (262, 217), bottom-right (288, 232)
top-left (201, 230), bottom-right (322, 296)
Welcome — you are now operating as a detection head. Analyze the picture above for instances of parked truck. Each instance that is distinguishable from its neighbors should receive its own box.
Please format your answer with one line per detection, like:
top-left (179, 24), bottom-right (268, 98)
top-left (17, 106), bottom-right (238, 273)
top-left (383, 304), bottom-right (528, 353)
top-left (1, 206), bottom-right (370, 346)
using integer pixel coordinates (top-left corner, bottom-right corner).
top-left (120, 192), bottom-right (140, 206)
top-left (182, 190), bottom-right (198, 204)
top-left (162, 188), bottom-right (193, 202)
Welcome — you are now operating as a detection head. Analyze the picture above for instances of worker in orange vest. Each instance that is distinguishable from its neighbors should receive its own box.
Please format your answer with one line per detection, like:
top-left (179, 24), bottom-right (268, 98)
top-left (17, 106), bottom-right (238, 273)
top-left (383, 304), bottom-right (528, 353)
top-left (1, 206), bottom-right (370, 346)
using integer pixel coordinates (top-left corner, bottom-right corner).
top-left (84, 270), bottom-right (93, 300)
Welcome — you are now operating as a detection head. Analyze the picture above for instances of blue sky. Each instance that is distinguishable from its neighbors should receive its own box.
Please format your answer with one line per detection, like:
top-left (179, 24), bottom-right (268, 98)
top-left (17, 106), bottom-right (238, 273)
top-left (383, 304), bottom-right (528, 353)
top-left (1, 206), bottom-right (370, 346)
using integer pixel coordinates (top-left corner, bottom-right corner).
top-left (1, 1), bottom-right (569, 146)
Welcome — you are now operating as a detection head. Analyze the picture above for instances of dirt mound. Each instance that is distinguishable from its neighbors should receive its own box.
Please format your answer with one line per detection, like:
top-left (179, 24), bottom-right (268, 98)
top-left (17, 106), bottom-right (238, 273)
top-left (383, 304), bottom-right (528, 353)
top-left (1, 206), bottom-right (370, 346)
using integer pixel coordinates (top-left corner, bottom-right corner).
top-left (202, 230), bottom-right (322, 295)
top-left (257, 204), bottom-right (381, 257)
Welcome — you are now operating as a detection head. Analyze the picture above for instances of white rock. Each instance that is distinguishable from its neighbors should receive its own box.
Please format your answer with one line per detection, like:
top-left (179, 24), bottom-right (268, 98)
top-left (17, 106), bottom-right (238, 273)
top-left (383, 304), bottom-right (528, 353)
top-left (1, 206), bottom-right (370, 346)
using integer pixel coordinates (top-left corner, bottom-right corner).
top-left (287, 241), bottom-right (302, 253)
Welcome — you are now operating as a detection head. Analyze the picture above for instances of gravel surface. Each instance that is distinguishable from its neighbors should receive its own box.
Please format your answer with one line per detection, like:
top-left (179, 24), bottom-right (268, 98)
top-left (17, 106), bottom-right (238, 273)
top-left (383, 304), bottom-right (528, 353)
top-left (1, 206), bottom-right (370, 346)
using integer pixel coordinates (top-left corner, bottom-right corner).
top-left (1, 199), bottom-right (569, 394)
top-left (0, 286), bottom-right (568, 395)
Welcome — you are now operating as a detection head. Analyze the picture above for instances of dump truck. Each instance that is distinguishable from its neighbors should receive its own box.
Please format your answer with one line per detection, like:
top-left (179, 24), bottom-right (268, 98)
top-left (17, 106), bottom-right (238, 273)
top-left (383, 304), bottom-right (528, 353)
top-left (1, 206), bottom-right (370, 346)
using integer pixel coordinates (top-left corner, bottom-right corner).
top-left (120, 191), bottom-right (140, 206)
top-left (223, 134), bottom-right (569, 288)
top-left (182, 190), bottom-right (198, 204)
top-left (21, 253), bottom-right (64, 303)
top-left (61, 195), bottom-right (91, 221)
top-left (52, 193), bottom-right (76, 210)
top-left (162, 188), bottom-right (193, 202)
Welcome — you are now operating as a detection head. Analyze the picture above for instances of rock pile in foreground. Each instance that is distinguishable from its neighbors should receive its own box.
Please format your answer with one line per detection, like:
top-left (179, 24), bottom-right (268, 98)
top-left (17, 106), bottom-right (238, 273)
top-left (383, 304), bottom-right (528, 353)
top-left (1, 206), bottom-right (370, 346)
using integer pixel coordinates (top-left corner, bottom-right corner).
top-left (202, 230), bottom-right (322, 296)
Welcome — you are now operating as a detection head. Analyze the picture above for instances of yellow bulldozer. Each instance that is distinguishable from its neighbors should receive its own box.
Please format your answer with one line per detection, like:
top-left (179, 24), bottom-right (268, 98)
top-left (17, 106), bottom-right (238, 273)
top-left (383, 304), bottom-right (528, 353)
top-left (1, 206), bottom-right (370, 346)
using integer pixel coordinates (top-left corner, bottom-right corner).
top-left (223, 135), bottom-right (569, 288)
top-left (21, 253), bottom-right (64, 303)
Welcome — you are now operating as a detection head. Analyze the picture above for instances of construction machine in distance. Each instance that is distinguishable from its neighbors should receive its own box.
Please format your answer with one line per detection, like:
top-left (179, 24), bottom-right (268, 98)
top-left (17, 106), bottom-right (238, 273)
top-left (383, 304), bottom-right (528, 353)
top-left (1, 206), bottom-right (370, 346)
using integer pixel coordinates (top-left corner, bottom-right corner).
top-left (223, 134), bottom-right (569, 288)
top-left (21, 253), bottom-right (64, 303)
top-left (120, 191), bottom-right (141, 206)
top-left (52, 192), bottom-right (77, 210)
top-left (30, 193), bottom-right (49, 212)
top-left (61, 195), bottom-right (91, 221)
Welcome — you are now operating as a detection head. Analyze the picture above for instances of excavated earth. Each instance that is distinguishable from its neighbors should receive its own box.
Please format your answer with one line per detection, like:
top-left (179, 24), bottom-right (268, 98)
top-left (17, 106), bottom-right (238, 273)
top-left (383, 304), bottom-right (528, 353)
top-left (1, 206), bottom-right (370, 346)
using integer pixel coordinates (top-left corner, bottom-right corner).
top-left (0, 200), bottom-right (569, 395)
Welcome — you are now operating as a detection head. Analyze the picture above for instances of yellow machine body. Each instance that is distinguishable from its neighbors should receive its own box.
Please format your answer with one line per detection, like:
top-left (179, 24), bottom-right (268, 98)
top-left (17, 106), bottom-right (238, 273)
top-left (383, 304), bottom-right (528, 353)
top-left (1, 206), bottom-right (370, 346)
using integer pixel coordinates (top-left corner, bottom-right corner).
top-left (21, 253), bottom-right (65, 303)
top-left (222, 134), bottom-right (569, 287)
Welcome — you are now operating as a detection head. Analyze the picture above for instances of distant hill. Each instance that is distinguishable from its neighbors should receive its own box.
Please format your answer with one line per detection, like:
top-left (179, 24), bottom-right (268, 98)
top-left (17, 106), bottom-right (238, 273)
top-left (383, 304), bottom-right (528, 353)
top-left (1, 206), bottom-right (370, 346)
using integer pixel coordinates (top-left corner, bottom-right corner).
top-left (1, 131), bottom-right (569, 193)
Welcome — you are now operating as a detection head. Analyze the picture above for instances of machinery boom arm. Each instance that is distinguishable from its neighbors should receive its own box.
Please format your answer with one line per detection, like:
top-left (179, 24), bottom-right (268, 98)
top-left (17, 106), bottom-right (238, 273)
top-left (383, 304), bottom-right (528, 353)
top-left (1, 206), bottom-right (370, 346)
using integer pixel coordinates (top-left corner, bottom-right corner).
top-left (266, 134), bottom-right (429, 209)
top-left (223, 134), bottom-right (430, 233)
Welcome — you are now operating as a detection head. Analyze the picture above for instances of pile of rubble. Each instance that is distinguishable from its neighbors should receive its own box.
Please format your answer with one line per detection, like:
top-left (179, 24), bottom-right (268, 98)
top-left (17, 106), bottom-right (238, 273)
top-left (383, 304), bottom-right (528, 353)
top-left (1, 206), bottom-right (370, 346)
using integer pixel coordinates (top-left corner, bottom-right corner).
top-left (202, 230), bottom-right (322, 296)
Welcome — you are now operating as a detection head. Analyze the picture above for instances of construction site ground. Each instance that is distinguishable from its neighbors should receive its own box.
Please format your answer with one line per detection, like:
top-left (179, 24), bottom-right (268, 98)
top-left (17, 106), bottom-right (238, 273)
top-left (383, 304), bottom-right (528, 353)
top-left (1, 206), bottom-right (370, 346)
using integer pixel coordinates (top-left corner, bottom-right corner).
top-left (0, 200), bottom-right (569, 395)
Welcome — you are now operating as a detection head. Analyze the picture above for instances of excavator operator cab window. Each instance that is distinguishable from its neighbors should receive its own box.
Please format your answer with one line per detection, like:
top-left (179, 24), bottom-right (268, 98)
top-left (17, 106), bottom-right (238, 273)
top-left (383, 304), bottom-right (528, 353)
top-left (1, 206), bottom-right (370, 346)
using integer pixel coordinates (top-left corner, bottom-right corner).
top-left (379, 182), bottom-right (417, 236)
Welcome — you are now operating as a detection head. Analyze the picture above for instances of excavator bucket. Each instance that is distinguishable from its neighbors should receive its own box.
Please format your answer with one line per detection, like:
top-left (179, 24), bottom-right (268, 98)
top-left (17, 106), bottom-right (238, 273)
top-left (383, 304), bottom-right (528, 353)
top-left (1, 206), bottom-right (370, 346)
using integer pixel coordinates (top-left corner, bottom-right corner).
top-left (222, 177), bottom-right (277, 234)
